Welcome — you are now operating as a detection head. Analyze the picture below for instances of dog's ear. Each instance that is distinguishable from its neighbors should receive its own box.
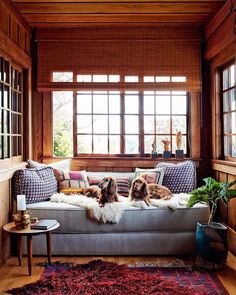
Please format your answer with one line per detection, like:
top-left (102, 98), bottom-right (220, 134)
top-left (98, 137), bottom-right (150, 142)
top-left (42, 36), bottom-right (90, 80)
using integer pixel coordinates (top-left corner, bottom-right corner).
top-left (107, 177), bottom-right (116, 194)
top-left (141, 180), bottom-right (149, 197)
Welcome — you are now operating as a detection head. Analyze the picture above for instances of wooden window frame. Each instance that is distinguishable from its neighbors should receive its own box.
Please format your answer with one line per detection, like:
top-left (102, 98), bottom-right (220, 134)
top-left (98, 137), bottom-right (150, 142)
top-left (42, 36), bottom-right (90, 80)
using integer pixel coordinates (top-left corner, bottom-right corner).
top-left (52, 87), bottom-right (190, 158)
top-left (221, 60), bottom-right (236, 161)
top-left (0, 55), bottom-right (23, 162)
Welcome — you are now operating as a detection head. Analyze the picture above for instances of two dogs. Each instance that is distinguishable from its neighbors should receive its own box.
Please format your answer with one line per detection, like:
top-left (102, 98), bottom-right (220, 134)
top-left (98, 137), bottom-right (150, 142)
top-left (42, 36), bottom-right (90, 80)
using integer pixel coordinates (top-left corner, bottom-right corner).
top-left (83, 175), bottom-right (172, 207)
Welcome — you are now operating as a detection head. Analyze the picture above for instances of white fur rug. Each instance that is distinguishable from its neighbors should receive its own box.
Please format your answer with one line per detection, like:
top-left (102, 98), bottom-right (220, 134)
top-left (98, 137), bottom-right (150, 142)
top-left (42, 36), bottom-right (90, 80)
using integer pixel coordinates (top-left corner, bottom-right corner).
top-left (50, 193), bottom-right (192, 223)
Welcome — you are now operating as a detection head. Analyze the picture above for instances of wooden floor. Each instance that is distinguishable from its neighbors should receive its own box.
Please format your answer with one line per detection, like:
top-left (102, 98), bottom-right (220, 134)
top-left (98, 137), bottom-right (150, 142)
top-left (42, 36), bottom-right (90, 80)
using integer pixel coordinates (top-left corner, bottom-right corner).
top-left (0, 253), bottom-right (236, 295)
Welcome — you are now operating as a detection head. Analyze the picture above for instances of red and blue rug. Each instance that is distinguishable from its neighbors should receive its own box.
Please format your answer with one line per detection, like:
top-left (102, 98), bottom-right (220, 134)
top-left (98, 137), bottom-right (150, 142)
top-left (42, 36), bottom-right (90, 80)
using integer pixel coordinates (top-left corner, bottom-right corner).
top-left (8, 260), bottom-right (228, 295)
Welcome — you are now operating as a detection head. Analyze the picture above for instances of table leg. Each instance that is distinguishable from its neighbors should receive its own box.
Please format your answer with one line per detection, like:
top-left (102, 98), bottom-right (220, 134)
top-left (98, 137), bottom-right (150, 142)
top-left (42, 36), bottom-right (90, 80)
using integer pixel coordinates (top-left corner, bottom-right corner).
top-left (46, 231), bottom-right (52, 264)
top-left (17, 235), bottom-right (22, 266)
top-left (27, 235), bottom-right (32, 276)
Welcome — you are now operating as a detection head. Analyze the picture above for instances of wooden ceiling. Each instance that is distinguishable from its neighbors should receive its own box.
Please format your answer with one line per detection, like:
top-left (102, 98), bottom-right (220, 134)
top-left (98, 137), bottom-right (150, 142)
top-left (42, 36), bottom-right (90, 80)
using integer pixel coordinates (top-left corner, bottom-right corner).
top-left (10, 0), bottom-right (227, 28)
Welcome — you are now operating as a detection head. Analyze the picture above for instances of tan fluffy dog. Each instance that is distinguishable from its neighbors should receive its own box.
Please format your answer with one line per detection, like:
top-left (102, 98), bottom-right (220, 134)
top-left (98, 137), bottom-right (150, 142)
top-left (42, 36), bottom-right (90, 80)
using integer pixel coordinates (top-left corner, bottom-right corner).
top-left (82, 186), bottom-right (101, 199)
top-left (148, 183), bottom-right (173, 200)
top-left (129, 177), bottom-right (150, 205)
top-left (98, 176), bottom-right (119, 207)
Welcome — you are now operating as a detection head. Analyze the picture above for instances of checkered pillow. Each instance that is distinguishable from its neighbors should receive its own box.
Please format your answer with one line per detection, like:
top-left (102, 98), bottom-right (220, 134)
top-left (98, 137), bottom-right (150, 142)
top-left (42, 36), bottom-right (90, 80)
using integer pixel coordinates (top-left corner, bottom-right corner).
top-left (13, 167), bottom-right (58, 204)
top-left (87, 176), bottom-right (131, 197)
top-left (135, 168), bottom-right (164, 184)
top-left (54, 170), bottom-right (89, 192)
top-left (155, 161), bottom-right (197, 193)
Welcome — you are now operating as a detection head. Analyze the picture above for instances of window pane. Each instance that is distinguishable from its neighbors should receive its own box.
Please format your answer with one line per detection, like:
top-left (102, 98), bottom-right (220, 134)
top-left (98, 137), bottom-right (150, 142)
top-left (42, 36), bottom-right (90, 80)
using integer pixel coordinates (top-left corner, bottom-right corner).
top-left (53, 91), bottom-right (73, 157)
top-left (224, 136), bottom-right (230, 156)
top-left (144, 116), bottom-right (154, 133)
top-left (109, 115), bottom-right (120, 134)
top-left (230, 65), bottom-right (235, 87)
top-left (0, 58), bottom-right (2, 81)
top-left (223, 92), bottom-right (229, 112)
top-left (4, 86), bottom-right (9, 109)
top-left (125, 76), bottom-right (139, 82)
top-left (230, 89), bottom-right (235, 111)
top-left (93, 75), bottom-right (108, 82)
top-left (171, 76), bottom-right (186, 82)
top-left (18, 94), bottom-right (21, 113)
top-left (157, 135), bottom-right (170, 153)
top-left (109, 94), bottom-right (120, 114)
top-left (223, 69), bottom-right (229, 90)
top-left (156, 76), bottom-right (170, 82)
top-left (109, 75), bottom-right (120, 82)
top-left (125, 115), bottom-right (139, 134)
top-left (93, 93), bottom-right (108, 113)
top-left (172, 116), bottom-right (186, 133)
top-left (12, 91), bottom-right (17, 112)
top-left (78, 135), bottom-right (92, 153)
top-left (156, 116), bottom-right (170, 133)
top-left (12, 113), bottom-right (18, 134)
top-left (125, 135), bottom-right (139, 153)
top-left (12, 136), bottom-right (18, 156)
top-left (172, 135), bottom-right (187, 153)
top-left (144, 76), bottom-right (155, 82)
top-left (144, 95), bottom-right (154, 114)
top-left (172, 96), bottom-right (187, 114)
top-left (224, 114), bottom-right (230, 134)
top-left (53, 72), bottom-right (73, 82)
top-left (109, 135), bottom-right (120, 154)
top-left (144, 135), bottom-right (155, 153)
top-left (93, 115), bottom-right (108, 134)
top-left (3, 110), bottom-right (9, 133)
top-left (77, 115), bottom-right (92, 133)
top-left (232, 112), bottom-right (236, 134)
top-left (94, 135), bottom-right (108, 153)
top-left (232, 136), bottom-right (236, 157)
top-left (77, 94), bottom-right (92, 113)
top-left (125, 95), bottom-right (139, 114)
top-left (156, 95), bottom-right (170, 114)
top-left (3, 135), bottom-right (9, 158)
top-left (77, 75), bottom-right (92, 82)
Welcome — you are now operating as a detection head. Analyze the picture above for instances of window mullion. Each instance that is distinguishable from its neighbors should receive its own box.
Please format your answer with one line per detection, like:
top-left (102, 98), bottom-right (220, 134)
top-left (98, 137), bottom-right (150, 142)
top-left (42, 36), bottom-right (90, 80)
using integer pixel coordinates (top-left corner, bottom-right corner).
top-left (73, 91), bottom-right (77, 157)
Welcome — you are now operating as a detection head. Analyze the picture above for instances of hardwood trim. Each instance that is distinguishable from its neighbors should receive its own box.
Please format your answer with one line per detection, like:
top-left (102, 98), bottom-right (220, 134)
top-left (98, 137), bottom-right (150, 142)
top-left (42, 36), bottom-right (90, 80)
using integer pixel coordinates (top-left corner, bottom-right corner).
top-left (0, 31), bottom-right (31, 68)
top-left (212, 161), bottom-right (236, 175)
top-left (205, 0), bottom-right (233, 40)
top-left (14, 3), bottom-right (223, 14)
top-left (37, 82), bottom-right (201, 93)
top-left (24, 14), bottom-right (213, 25)
top-left (42, 93), bottom-right (53, 157)
top-left (2, 0), bottom-right (31, 34)
top-left (190, 92), bottom-right (201, 158)
top-left (228, 226), bottom-right (236, 256)
top-left (11, 0), bottom-right (227, 3)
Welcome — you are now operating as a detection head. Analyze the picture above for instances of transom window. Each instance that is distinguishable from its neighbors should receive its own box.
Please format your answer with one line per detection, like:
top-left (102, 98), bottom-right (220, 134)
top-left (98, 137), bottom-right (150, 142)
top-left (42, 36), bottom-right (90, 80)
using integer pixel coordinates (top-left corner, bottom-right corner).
top-left (52, 82), bottom-right (189, 157)
top-left (222, 61), bottom-right (236, 159)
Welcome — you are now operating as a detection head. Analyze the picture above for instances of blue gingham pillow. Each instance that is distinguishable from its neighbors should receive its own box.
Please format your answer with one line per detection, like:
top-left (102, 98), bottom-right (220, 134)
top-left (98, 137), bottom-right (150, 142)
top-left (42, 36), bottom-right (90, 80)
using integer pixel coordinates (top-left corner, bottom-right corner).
top-left (13, 167), bottom-right (58, 204)
top-left (155, 161), bottom-right (196, 193)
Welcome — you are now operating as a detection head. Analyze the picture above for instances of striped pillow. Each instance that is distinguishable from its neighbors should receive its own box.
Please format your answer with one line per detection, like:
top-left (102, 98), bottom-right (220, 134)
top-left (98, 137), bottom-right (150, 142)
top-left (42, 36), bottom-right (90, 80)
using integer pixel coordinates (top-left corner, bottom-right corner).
top-left (87, 176), bottom-right (131, 197)
top-left (54, 170), bottom-right (89, 192)
top-left (135, 168), bottom-right (164, 184)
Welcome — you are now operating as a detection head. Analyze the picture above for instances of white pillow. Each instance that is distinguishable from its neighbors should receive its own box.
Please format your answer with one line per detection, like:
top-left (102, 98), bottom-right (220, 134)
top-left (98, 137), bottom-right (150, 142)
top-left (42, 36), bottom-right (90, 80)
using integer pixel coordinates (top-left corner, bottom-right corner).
top-left (27, 159), bottom-right (71, 171)
top-left (135, 167), bottom-right (164, 185)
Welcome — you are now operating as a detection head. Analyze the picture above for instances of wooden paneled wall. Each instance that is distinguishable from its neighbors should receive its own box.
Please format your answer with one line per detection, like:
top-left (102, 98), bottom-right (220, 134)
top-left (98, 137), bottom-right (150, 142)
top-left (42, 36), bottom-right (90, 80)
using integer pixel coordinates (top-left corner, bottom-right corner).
top-left (204, 0), bottom-right (236, 255)
top-left (0, 0), bottom-right (32, 266)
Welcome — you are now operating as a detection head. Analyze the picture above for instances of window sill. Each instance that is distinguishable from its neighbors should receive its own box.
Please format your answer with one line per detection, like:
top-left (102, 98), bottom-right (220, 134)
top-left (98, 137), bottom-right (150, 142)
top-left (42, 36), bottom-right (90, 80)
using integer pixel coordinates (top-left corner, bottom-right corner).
top-left (0, 161), bottom-right (27, 182)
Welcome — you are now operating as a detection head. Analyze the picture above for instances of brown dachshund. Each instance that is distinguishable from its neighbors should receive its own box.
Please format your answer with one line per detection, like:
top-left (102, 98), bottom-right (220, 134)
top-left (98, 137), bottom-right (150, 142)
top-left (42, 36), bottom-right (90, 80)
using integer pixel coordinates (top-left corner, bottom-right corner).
top-left (129, 177), bottom-right (150, 206)
top-left (98, 176), bottom-right (119, 207)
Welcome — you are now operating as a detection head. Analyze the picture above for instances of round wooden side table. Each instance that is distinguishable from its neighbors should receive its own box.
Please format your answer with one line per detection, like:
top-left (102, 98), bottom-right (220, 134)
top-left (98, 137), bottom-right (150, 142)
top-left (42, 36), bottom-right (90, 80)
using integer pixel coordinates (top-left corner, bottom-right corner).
top-left (3, 222), bottom-right (60, 276)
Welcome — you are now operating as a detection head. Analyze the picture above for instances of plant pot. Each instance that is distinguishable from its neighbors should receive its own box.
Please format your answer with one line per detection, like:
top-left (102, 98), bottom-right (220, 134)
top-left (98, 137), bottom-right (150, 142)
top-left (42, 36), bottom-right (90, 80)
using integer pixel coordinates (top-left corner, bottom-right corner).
top-left (196, 222), bottom-right (228, 269)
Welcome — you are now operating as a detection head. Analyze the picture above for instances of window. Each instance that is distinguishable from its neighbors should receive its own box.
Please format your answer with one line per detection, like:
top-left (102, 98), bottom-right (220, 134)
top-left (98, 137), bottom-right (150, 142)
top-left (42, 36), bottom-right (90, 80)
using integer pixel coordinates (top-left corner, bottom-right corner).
top-left (0, 57), bottom-right (23, 159)
top-left (222, 62), bottom-right (236, 159)
top-left (52, 72), bottom-right (189, 157)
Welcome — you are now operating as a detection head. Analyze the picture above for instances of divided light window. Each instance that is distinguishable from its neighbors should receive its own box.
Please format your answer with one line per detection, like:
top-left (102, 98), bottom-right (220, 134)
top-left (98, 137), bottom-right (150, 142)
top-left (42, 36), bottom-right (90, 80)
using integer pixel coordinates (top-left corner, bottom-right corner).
top-left (222, 62), bottom-right (236, 159)
top-left (52, 72), bottom-right (188, 157)
top-left (0, 57), bottom-right (23, 159)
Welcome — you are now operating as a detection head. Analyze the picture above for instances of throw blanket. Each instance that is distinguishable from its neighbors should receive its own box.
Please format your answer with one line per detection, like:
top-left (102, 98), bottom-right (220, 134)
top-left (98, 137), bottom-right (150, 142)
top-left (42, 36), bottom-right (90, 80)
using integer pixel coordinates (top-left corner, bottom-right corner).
top-left (50, 193), bottom-right (191, 223)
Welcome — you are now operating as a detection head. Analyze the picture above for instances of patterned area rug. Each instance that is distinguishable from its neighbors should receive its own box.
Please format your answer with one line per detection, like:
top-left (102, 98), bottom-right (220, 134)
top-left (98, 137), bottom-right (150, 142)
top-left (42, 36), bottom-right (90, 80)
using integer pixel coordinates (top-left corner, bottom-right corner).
top-left (7, 260), bottom-right (228, 295)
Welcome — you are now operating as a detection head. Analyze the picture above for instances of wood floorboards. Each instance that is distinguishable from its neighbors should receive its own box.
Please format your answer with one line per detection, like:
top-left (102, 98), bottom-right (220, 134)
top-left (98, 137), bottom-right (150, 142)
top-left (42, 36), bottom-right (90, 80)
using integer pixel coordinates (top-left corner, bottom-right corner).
top-left (0, 253), bottom-right (235, 295)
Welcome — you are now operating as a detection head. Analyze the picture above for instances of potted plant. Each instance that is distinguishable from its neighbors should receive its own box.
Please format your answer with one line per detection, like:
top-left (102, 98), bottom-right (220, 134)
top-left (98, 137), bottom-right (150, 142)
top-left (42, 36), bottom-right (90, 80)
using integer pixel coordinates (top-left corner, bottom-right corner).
top-left (187, 177), bottom-right (236, 269)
